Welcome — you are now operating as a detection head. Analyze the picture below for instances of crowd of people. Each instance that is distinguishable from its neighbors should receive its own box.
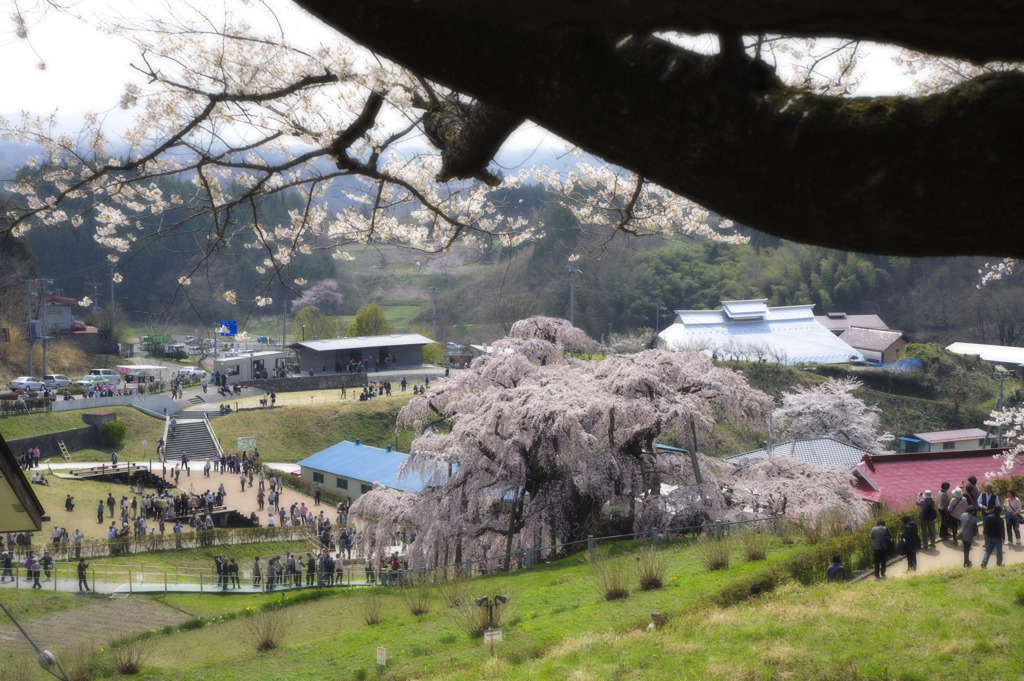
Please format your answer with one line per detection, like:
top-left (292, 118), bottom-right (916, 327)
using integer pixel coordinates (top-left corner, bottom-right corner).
top-left (868, 475), bottom-right (1022, 579)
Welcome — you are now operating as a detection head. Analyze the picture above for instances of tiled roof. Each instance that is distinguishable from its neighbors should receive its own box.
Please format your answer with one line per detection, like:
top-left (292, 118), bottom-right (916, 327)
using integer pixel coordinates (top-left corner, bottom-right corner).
top-left (815, 313), bottom-right (889, 334)
top-left (297, 440), bottom-right (425, 492)
top-left (853, 448), bottom-right (1016, 504)
top-left (726, 436), bottom-right (874, 469)
top-left (838, 327), bottom-right (906, 352)
top-left (910, 428), bottom-right (987, 444)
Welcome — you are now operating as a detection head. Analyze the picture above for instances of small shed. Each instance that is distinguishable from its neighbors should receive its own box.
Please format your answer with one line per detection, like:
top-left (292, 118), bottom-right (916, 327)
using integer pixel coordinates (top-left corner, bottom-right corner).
top-left (297, 439), bottom-right (425, 501)
top-left (839, 327), bottom-right (909, 364)
top-left (214, 350), bottom-right (292, 381)
top-left (897, 428), bottom-right (988, 453)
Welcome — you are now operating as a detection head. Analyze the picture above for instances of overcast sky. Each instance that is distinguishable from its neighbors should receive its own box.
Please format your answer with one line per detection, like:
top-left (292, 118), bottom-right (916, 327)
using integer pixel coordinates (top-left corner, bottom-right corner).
top-left (1, 0), bottom-right (912, 154)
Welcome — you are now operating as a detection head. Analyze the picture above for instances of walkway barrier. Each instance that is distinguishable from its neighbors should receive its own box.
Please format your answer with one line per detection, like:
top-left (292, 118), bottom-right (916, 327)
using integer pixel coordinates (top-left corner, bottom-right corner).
top-left (2, 525), bottom-right (312, 563)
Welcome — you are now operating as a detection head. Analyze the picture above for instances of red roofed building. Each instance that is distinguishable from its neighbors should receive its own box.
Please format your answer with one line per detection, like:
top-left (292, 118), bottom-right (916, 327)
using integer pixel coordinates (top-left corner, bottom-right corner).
top-left (852, 447), bottom-right (1016, 506)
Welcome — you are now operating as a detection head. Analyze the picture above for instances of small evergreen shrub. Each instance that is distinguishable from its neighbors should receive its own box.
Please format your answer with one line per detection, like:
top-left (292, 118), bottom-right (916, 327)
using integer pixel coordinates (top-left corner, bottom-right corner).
top-left (101, 420), bottom-right (127, 446)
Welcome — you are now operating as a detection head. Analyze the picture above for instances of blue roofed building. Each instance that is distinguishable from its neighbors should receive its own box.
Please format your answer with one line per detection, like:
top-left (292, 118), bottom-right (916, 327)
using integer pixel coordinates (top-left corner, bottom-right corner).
top-left (296, 439), bottom-right (425, 501)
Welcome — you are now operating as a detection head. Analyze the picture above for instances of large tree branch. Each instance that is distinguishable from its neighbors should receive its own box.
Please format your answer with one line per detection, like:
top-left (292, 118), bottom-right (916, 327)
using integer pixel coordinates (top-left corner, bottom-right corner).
top-left (297, 0), bottom-right (1024, 257)
top-left (306, 0), bottom-right (1024, 64)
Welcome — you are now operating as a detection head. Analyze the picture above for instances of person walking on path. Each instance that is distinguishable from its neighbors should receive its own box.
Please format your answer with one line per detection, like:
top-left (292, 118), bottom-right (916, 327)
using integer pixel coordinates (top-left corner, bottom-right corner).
top-left (901, 516), bottom-right (921, 572)
top-left (253, 557), bottom-right (262, 587)
top-left (947, 488), bottom-right (969, 547)
top-left (1, 551), bottom-right (13, 582)
top-left (870, 519), bottom-right (893, 579)
top-left (938, 482), bottom-right (953, 541)
top-left (958, 505), bottom-right (980, 568)
top-left (25, 551), bottom-right (41, 589)
top-left (97, 500), bottom-right (105, 524)
top-left (917, 490), bottom-right (938, 548)
top-left (77, 558), bottom-right (90, 592)
top-left (228, 558), bottom-right (240, 589)
top-left (981, 507), bottom-right (1006, 568)
top-left (1005, 490), bottom-right (1023, 545)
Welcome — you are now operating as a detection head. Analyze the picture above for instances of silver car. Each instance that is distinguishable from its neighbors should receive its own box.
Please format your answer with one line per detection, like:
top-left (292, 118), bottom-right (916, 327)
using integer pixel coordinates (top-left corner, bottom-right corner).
top-left (9, 376), bottom-right (44, 391)
top-left (44, 374), bottom-right (73, 389)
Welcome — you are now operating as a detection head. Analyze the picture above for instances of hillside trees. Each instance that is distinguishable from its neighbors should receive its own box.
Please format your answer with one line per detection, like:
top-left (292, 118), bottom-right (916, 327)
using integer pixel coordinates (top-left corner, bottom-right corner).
top-left (294, 305), bottom-right (334, 340)
top-left (772, 378), bottom-right (890, 451)
top-left (350, 317), bottom-right (771, 568)
top-left (7, 0), bottom-right (1023, 323)
top-left (3, 2), bottom-right (743, 310)
top-left (347, 304), bottom-right (394, 337)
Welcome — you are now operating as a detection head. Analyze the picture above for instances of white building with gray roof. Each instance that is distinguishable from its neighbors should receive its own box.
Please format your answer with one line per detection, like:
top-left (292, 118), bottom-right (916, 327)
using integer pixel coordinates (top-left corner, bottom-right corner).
top-left (658, 299), bottom-right (862, 365)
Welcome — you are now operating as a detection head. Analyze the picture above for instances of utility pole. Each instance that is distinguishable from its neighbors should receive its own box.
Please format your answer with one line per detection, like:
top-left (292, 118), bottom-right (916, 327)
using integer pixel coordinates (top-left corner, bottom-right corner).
top-left (654, 302), bottom-right (666, 332)
top-left (25, 287), bottom-right (34, 377)
top-left (40, 280), bottom-right (52, 376)
top-left (995, 371), bottom-right (1007, 447)
top-left (428, 287), bottom-right (439, 339)
top-left (23, 278), bottom-right (53, 376)
top-left (110, 263), bottom-right (116, 346)
top-left (566, 263), bottom-right (581, 326)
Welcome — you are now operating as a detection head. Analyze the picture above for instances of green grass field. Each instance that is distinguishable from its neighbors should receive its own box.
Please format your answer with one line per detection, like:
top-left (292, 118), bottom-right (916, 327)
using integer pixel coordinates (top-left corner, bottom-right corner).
top-left (4, 535), bottom-right (1023, 681)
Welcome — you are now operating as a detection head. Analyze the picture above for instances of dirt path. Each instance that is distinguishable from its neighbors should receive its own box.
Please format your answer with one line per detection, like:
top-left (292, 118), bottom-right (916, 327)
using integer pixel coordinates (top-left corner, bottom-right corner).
top-left (163, 465), bottom-right (321, 523)
top-left (890, 535), bottom-right (1024, 577)
top-left (0, 597), bottom-right (191, 652)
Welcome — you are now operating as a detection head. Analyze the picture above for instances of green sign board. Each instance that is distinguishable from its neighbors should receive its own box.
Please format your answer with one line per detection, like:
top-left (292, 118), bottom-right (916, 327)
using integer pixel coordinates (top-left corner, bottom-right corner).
top-left (237, 437), bottom-right (256, 451)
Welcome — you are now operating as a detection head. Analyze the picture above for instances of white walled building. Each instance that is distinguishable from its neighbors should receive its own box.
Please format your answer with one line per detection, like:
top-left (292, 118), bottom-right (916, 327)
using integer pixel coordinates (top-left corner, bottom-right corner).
top-left (658, 299), bottom-right (862, 366)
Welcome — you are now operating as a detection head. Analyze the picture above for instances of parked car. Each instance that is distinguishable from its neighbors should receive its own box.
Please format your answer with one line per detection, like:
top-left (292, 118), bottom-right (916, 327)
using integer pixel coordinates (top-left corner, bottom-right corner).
top-left (74, 375), bottom-right (115, 389)
top-left (43, 374), bottom-right (73, 389)
top-left (177, 366), bottom-right (208, 379)
top-left (9, 376), bottom-right (44, 391)
top-left (88, 368), bottom-right (118, 378)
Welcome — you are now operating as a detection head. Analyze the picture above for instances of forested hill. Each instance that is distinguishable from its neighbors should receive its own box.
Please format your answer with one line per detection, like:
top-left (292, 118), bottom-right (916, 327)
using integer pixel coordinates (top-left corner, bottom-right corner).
top-left (7, 168), bottom-right (1022, 349)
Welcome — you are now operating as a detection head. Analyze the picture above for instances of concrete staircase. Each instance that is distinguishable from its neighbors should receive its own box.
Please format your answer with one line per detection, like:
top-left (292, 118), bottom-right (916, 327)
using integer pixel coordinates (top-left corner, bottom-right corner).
top-left (162, 416), bottom-right (221, 463)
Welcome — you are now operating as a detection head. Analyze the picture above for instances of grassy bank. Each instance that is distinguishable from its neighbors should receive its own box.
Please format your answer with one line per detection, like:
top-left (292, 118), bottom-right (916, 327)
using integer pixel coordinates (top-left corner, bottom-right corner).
top-left (4, 534), bottom-right (1022, 680)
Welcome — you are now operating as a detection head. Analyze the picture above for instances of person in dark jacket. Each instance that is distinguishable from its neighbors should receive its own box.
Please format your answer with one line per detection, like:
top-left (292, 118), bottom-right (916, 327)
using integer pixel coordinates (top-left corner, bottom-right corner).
top-left (958, 505), bottom-right (980, 568)
top-left (77, 558), bottom-right (90, 592)
top-left (901, 516), bottom-right (922, 571)
top-left (981, 507), bottom-right (1005, 568)
top-left (869, 519), bottom-right (893, 579)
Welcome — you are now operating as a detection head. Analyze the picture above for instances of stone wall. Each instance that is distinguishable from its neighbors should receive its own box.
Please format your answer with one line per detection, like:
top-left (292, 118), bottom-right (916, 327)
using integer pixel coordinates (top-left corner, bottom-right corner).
top-left (8, 426), bottom-right (101, 459)
top-left (243, 372), bottom-right (368, 393)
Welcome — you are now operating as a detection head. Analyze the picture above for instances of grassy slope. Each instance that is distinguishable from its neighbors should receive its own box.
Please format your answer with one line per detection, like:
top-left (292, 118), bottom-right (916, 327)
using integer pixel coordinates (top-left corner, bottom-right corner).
top-left (6, 539), bottom-right (1023, 680)
top-left (208, 394), bottom-right (415, 462)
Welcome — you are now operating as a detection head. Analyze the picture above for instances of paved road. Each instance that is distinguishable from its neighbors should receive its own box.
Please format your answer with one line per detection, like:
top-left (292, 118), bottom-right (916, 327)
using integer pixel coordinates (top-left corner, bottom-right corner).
top-left (888, 534), bottom-right (1024, 577)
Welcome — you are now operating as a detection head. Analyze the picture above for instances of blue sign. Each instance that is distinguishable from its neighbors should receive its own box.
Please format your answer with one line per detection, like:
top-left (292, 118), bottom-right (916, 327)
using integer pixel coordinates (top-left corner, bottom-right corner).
top-left (217, 320), bottom-right (237, 337)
